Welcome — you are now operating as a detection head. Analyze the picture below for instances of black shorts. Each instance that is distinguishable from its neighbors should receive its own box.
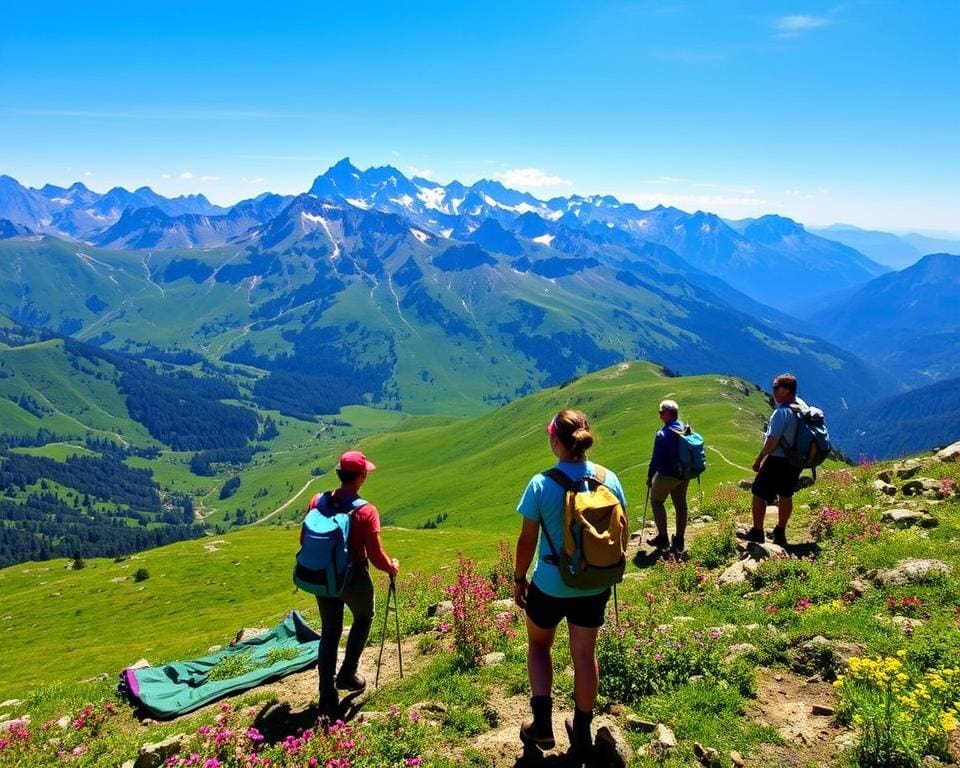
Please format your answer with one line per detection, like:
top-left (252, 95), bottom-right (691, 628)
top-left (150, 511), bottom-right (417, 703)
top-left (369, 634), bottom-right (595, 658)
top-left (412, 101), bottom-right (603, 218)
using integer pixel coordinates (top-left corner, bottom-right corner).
top-left (525, 581), bottom-right (610, 630)
top-left (752, 455), bottom-right (803, 503)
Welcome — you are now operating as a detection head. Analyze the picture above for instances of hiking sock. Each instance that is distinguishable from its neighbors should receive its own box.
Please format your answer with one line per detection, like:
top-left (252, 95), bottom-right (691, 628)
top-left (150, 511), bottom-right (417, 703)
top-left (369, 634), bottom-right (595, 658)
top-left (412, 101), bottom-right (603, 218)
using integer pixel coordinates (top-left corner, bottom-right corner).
top-left (520, 695), bottom-right (555, 749)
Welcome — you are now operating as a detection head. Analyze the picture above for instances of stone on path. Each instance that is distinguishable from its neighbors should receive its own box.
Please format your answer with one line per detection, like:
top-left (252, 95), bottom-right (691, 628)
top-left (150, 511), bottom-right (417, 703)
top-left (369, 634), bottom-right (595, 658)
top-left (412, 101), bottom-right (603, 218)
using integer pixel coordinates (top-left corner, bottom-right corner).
top-left (881, 508), bottom-right (938, 528)
top-left (872, 479), bottom-right (897, 495)
top-left (869, 558), bottom-right (952, 587)
top-left (133, 733), bottom-right (187, 768)
top-left (641, 723), bottom-right (677, 760)
top-left (595, 723), bottom-right (632, 768)
top-left (693, 742), bottom-right (721, 767)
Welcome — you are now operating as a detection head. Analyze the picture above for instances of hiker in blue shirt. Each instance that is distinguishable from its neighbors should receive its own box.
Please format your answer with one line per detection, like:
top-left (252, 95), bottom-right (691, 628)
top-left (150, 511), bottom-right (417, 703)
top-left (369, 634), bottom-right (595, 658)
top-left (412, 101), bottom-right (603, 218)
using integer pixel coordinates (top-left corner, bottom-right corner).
top-left (740, 373), bottom-right (806, 547)
top-left (512, 409), bottom-right (628, 763)
top-left (646, 399), bottom-right (690, 555)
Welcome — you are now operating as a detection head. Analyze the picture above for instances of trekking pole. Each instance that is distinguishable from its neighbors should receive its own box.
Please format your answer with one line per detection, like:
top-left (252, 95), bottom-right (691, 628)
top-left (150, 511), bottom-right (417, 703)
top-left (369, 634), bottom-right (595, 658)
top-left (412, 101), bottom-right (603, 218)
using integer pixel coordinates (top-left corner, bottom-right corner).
top-left (375, 575), bottom-right (403, 688)
top-left (391, 574), bottom-right (403, 680)
top-left (639, 485), bottom-right (650, 539)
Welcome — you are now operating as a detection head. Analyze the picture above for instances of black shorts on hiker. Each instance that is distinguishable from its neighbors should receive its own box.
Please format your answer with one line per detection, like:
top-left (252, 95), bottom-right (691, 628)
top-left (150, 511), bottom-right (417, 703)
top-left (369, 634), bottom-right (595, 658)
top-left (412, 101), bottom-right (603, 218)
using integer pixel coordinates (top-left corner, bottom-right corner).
top-left (525, 581), bottom-right (610, 630)
top-left (752, 455), bottom-right (803, 503)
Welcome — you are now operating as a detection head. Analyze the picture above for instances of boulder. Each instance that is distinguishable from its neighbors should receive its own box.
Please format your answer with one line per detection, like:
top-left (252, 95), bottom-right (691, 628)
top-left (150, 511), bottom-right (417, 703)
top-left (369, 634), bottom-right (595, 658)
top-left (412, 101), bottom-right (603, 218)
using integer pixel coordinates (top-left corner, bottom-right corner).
top-left (595, 723), bottom-right (632, 768)
top-left (427, 600), bottom-right (454, 618)
top-left (893, 460), bottom-right (922, 479)
top-left (901, 478), bottom-right (940, 497)
top-left (876, 470), bottom-right (893, 484)
top-left (737, 479), bottom-right (753, 490)
top-left (641, 723), bottom-right (678, 760)
top-left (232, 627), bottom-right (267, 644)
top-left (718, 558), bottom-right (761, 587)
top-left (624, 715), bottom-right (657, 732)
top-left (133, 733), bottom-right (188, 768)
top-left (872, 479), bottom-right (897, 496)
top-left (881, 508), bottom-right (938, 528)
top-left (934, 440), bottom-right (960, 462)
top-left (693, 742), bottom-right (722, 768)
top-left (480, 651), bottom-right (505, 667)
top-left (869, 559), bottom-right (952, 587)
top-left (730, 750), bottom-right (746, 767)
top-left (745, 541), bottom-right (787, 560)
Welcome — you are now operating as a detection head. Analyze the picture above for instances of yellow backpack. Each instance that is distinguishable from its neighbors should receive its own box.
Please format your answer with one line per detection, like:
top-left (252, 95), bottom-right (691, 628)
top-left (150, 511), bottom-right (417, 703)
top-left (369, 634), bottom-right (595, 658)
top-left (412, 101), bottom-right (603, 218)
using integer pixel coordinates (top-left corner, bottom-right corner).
top-left (540, 466), bottom-right (628, 589)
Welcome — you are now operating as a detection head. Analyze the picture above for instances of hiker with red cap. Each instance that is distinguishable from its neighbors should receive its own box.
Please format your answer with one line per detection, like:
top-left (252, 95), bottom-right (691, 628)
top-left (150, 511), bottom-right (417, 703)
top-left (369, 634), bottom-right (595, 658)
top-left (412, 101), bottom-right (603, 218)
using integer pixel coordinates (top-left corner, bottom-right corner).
top-left (304, 450), bottom-right (399, 723)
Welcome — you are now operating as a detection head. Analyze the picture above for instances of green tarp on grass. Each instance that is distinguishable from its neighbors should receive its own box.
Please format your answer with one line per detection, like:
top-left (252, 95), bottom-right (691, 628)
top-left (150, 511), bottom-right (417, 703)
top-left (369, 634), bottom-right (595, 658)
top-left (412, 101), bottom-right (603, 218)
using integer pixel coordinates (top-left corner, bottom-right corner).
top-left (119, 611), bottom-right (320, 718)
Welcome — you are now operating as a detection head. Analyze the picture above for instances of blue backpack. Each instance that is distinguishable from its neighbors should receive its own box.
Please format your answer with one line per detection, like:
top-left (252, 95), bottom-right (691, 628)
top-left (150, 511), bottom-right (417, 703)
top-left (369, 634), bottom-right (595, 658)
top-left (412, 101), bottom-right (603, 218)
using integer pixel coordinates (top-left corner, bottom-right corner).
top-left (671, 427), bottom-right (707, 481)
top-left (780, 404), bottom-right (831, 472)
top-left (293, 492), bottom-right (367, 597)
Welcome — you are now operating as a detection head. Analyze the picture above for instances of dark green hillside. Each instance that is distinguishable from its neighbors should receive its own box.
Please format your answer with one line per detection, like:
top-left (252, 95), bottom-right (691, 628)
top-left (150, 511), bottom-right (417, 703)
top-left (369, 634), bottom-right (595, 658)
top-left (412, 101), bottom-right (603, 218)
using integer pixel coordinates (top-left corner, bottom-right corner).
top-left (833, 375), bottom-right (960, 459)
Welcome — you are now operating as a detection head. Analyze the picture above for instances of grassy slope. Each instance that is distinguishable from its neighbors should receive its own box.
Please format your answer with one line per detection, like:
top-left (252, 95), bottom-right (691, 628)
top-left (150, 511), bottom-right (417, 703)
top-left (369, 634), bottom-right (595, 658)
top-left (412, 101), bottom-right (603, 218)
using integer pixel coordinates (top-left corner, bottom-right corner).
top-left (0, 525), bottom-right (501, 699)
top-left (0, 361), bottom-right (774, 698)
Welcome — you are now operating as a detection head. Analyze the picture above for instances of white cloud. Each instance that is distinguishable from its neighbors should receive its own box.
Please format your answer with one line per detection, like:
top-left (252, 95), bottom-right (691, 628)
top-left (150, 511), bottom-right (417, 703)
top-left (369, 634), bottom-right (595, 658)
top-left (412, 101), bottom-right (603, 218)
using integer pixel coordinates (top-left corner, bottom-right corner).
top-left (83, 171), bottom-right (94, 177)
top-left (774, 15), bottom-right (830, 36)
top-left (161, 173), bottom-right (172, 179)
top-left (497, 168), bottom-right (574, 188)
top-left (406, 166), bottom-right (434, 180)
top-left (200, 175), bottom-right (221, 182)
top-left (179, 171), bottom-right (194, 180)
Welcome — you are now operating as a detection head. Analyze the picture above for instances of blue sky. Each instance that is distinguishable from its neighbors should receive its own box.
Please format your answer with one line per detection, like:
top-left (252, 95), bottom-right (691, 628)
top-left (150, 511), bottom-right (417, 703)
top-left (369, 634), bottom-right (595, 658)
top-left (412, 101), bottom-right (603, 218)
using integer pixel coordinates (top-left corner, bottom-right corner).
top-left (2, 1), bottom-right (957, 232)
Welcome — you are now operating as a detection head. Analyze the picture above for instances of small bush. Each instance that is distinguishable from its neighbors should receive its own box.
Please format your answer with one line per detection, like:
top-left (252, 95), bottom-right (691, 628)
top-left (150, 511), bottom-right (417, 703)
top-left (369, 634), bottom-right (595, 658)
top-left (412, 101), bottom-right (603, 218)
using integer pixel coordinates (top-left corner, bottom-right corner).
top-left (689, 521), bottom-right (738, 569)
top-left (133, 568), bottom-right (150, 583)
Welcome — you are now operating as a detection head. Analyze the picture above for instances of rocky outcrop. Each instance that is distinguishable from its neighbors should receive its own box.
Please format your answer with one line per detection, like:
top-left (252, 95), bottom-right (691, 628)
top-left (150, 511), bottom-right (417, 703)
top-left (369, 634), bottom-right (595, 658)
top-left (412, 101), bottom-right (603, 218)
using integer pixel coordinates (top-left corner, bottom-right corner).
top-left (868, 559), bottom-right (952, 587)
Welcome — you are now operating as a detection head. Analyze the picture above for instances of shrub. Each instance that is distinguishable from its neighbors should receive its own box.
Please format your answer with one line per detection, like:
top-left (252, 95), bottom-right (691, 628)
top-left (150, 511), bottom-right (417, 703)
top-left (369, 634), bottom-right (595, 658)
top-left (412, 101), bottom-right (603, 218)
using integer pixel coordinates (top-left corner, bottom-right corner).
top-left (835, 653), bottom-right (960, 767)
top-left (810, 506), bottom-right (881, 543)
top-left (444, 554), bottom-right (498, 668)
top-left (688, 520), bottom-right (738, 569)
top-left (133, 568), bottom-right (150, 583)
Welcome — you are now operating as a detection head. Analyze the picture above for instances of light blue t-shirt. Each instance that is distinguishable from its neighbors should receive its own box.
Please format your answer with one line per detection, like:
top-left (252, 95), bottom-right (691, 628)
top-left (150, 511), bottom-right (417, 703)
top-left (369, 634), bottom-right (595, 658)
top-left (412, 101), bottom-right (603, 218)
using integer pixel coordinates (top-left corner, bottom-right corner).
top-left (517, 460), bottom-right (628, 598)
top-left (765, 397), bottom-right (808, 458)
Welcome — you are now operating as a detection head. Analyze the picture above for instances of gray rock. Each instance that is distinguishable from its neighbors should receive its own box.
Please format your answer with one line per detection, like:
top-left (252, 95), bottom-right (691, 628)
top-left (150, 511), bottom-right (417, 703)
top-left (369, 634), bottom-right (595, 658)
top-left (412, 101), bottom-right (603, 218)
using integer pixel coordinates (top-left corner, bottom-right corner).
top-left (789, 636), bottom-right (838, 677)
top-left (718, 558), bottom-right (761, 587)
top-left (849, 578), bottom-right (871, 596)
top-left (894, 460), bottom-right (922, 479)
top-left (934, 440), bottom-right (960, 463)
top-left (889, 615), bottom-right (924, 630)
top-left (881, 508), bottom-right (938, 528)
top-left (480, 651), bottom-right (505, 667)
top-left (737, 479), bottom-right (753, 490)
top-left (834, 732), bottom-right (857, 751)
top-left (595, 723), bottom-right (632, 768)
top-left (872, 479), bottom-right (897, 495)
top-left (232, 627), bottom-right (268, 644)
top-left (427, 600), bottom-right (453, 618)
top-left (693, 742), bottom-right (722, 767)
top-left (876, 470), bottom-right (893, 484)
top-left (641, 723), bottom-right (678, 760)
top-left (745, 541), bottom-right (787, 560)
top-left (691, 515), bottom-right (714, 524)
top-left (134, 733), bottom-right (188, 768)
top-left (730, 750), bottom-right (746, 766)
top-left (901, 478), bottom-right (939, 497)
top-left (869, 558), bottom-right (952, 587)
top-left (625, 715), bottom-right (657, 732)
top-left (811, 703), bottom-right (835, 716)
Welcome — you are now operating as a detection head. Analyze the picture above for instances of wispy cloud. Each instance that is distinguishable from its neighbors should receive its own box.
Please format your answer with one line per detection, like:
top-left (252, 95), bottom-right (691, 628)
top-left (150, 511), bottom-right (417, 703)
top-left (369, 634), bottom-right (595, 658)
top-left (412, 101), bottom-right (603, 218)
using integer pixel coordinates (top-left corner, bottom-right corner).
top-left (619, 190), bottom-right (770, 212)
top-left (773, 14), bottom-right (831, 37)
top-left (199, 175), bottom-right (220, 182)
top-left (406, 166), bottom-right (434, 180)
top-left (179, 172), bottom-right (194, 180)
top-left (497, 168), bottom-right (574, 188)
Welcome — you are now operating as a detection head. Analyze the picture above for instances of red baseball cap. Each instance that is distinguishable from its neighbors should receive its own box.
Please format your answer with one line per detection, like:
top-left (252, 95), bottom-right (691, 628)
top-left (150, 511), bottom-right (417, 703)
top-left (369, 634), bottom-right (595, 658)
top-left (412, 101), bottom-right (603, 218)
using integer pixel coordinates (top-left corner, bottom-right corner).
top-left (337, 450), bottom-right (376, 473)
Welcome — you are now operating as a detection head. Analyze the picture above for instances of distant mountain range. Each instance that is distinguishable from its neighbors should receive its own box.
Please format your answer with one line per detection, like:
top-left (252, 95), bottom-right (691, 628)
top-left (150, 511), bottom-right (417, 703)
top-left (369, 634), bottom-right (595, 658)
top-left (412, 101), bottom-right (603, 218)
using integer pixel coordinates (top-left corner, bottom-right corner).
top-left (807, 253), bottom-right (960, 387)
top-left (1, 159), bottom-right (957, 456)
top-left (1, 160), bottom-right (890, 308)
top-left (808, 224), bottom-right (960, 270)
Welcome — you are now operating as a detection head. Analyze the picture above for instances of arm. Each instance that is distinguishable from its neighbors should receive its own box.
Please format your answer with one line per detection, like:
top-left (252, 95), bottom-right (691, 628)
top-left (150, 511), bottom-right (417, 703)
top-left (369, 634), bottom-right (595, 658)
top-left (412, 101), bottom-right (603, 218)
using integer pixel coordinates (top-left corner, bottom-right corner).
top-left (753, 434), bottom-right (780, 472)
top-left (513, 516), bottom-right (539, 609)
top-left (647, 430), bottom-right (663, 485)
top-left (359, 508), bottom-right (399, 576)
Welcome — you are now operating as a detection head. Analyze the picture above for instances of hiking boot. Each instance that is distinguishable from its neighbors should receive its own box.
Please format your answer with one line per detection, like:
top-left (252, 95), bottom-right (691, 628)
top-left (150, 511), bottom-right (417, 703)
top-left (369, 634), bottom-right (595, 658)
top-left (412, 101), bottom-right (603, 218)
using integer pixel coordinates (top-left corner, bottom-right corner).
top-left (564, 710), bottom-right (594, 765)
top-left (647, 532), bottom-right (670, 550)
top-left (736, 526), bottom-right (765, 544)
top-left (335, 671), bottom-right (367, 693)
top-left (519, 695), bottom-right (555, 750)
top-left (772, 526), bottom-right (788, 547)
top-left (670, 535), bottom-right (685, 554)
top-left (317, 695), bottom-right (339, 727)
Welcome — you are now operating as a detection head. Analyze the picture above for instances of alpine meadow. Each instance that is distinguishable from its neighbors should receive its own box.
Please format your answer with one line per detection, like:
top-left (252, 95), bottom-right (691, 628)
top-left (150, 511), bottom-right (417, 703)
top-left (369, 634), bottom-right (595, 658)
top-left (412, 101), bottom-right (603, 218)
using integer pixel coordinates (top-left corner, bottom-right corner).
top-left (2, 3), bottom-right (959, 768)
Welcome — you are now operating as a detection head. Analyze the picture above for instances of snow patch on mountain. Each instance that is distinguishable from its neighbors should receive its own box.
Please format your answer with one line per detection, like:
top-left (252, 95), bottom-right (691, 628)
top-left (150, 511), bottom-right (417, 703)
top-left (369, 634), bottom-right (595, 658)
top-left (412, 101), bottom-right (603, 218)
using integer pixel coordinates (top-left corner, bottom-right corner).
top-left (532, 234), bottom-right (555, 246)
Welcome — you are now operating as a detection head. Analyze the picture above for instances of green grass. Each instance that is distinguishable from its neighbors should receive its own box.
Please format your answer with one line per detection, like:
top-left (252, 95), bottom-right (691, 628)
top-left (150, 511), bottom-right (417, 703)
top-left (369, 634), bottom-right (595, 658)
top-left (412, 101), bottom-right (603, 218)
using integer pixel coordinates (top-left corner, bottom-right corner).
top-left (0, 525), bottom-right (502, 699)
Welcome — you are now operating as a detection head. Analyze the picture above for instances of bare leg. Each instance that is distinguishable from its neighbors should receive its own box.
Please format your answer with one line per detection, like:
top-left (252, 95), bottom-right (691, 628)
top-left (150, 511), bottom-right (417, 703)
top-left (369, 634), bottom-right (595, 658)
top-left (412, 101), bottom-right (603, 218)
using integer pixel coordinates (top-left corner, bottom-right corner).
top-left (526, 615), bottom-right (556, 696)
